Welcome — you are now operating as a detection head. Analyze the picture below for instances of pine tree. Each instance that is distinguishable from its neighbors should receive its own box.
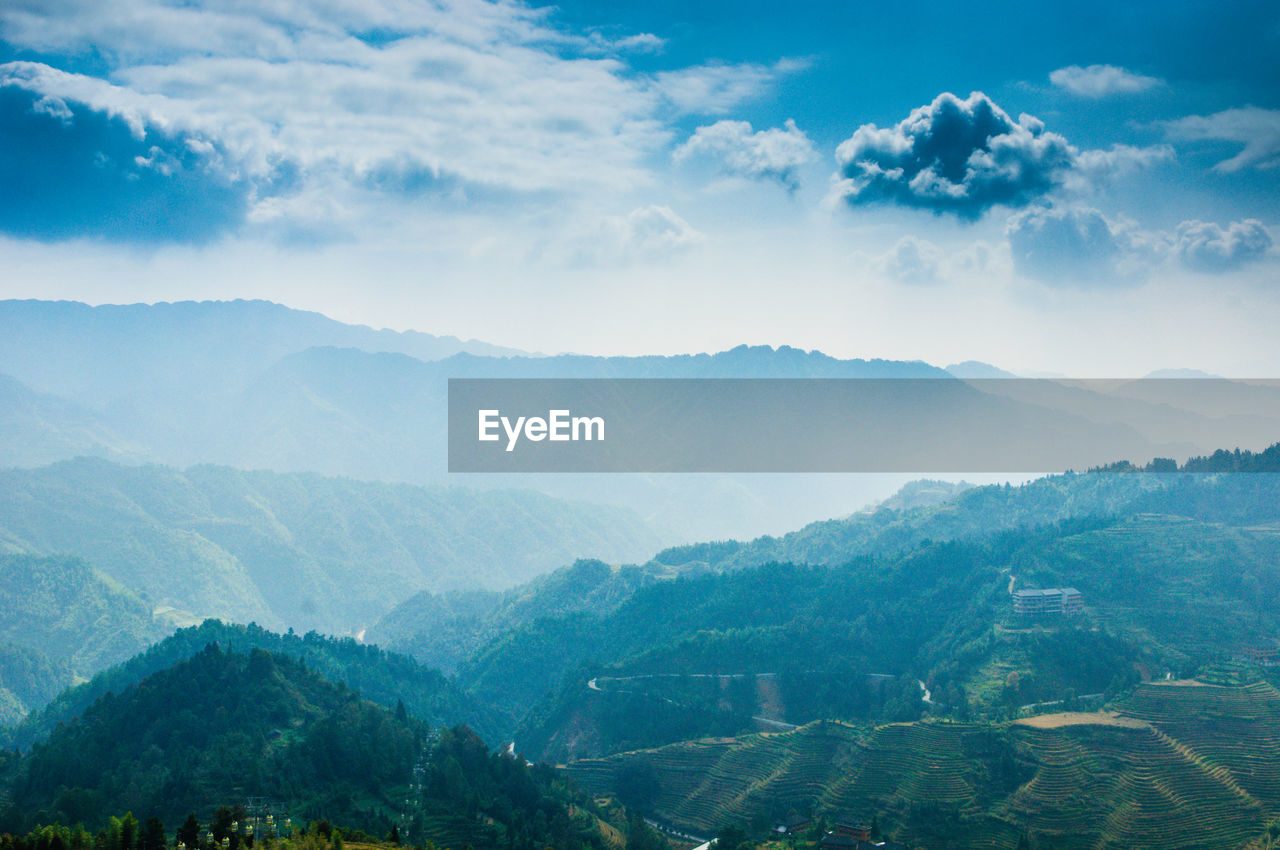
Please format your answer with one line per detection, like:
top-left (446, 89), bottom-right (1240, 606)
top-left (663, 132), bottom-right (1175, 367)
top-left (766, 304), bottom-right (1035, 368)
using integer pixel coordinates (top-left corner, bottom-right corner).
top-left (178, 815), bottom-right (201, 850)
top-left (141, 819), bottom-right (166, 850)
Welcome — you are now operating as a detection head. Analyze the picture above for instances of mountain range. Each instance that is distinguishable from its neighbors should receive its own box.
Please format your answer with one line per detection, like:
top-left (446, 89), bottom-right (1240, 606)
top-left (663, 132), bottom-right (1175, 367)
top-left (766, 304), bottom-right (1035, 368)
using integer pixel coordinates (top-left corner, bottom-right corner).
top-left (9, 299), bottom-right (1277, 540)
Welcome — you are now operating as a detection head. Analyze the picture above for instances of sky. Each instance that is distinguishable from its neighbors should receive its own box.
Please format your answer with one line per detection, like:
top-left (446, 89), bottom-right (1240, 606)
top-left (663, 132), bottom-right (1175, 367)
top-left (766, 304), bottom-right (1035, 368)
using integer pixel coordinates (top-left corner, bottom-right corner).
top-left (0, 0), bottom-right (1278, 375)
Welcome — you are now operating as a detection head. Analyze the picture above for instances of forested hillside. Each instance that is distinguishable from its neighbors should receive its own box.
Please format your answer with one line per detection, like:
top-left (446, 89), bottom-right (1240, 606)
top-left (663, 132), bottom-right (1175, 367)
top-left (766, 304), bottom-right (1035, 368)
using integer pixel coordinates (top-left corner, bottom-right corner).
top-left (368, 559), bottom-right (666, 673)
top-left (359, 462), bottom-right (1280, 763)
top-left (1, 645), bottom-right (619, 850)
top-left (3, 645), bottom-right (426, 831)
top-left (4, 620), bottom-right (503, 750)
top-left (0, 554), bottom-right (168, 723)
top-left (372, 472), bottom-right (1163, 677)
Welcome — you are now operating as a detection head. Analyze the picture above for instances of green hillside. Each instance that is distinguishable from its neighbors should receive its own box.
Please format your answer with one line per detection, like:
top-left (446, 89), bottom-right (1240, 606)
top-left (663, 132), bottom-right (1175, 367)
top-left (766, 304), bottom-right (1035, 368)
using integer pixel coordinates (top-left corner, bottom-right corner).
top-left (369, 559), bottom-right (666, 673)
top-left (4, 620), bottom-right (504, 750)
top-left (0, 554), bottom-right (165, 674)
top-left (568, 681), bottom-right (1280, 849)
top-left (0, 645), bottom-right (617, 850)
top-left (0, 554), bottom-right (168, 723)
top-left (648, 472), bottom-right (1163, 574)
top-left (434, 472), bottom-right (1280, 762)
top-left (0, 458), bottom-right (664, 634)
top-left (2, 644), bottom-right (426, 832)
top-left (0, 644), bottom-right (70, 727)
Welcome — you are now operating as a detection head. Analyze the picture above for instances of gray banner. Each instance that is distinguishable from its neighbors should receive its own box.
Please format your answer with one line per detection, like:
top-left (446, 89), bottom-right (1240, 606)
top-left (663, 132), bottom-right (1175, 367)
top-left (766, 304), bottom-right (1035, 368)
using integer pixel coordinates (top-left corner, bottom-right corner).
top-left (447, 378), bottom-right (1280, 472)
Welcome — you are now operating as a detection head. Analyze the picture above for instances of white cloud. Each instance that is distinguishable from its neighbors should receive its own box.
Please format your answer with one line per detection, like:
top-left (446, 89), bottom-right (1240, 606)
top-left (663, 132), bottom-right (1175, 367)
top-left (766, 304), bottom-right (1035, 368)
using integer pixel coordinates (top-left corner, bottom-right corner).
top-left (1163, 107), bottom-right (1280, 172)
top-left (867, 237), bottom-right (1005, 286)
top-left (1049, 64), bottom-right (1162, 98)
top-left (1175, 219), bottom-right (1273, 272)
top-left (1006, 206), bottom-right (1136, 286)
top-left (1072, 144), bottom-right (1175, 184)
top-left (674, 118), bottom-right (816, 188)
top-left (585, 32), bottom-right (665, 54)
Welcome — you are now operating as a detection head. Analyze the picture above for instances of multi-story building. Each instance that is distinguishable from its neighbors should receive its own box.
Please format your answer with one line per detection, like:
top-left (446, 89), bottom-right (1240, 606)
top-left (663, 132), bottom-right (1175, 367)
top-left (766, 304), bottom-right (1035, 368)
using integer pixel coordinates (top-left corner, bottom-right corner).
top-left (1012, 587), bottom-right (1083, 615)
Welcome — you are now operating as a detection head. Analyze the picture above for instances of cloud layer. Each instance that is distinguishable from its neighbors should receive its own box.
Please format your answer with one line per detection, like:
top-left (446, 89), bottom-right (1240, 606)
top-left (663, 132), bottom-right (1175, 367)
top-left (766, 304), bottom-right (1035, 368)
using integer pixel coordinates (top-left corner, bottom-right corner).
top-left (566, 205), bottom-right (704, 266)
top-left (832, 91), bottom-right (1077, 219)
top-left (0, 0), bottom-right (795, 243)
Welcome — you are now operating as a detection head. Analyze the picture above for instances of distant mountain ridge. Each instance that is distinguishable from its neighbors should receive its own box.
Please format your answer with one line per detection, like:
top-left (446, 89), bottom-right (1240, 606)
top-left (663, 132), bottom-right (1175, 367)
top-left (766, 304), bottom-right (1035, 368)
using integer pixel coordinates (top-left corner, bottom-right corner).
top-left (0, 299), bottom-right (965, 539)
top-left (0, 299), bottom-right (526, 408)
top-left (6, 298), bottom-right (1275, 540)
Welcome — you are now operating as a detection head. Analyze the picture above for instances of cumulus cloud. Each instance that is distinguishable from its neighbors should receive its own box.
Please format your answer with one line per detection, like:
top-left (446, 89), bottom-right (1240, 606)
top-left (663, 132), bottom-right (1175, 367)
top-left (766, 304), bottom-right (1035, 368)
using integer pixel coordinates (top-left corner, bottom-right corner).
top-left (1006, 206), bottom-right (1130, 285)
top-left (1163, 107), bottom-right (1280, 172)
top-left (1049, 64), bottom-right (1162, 98)
top-left (673, 118), bottom-right (816, 189)
top-left (1007, 206), bottom-right (1274, 284)
top-left (1175, 219), bottom-right (1272, 272)
top-left (832, 91), bottom-right (1077, 219)
top-left (0, 0), bottom-right (798, 242)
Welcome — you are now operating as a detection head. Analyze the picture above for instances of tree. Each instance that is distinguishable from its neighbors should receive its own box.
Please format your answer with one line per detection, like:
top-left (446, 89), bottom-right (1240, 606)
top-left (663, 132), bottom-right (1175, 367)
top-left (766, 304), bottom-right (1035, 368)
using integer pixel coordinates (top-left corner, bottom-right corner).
top-left (141, 819), bottom-right (166, 850)
top-left (623, 815), bottom-right (666, 850)
top-left (178, 816), bottom-right (200, 850)
top-left (614, 763), bottom-right (661, 814)
top-left (715, 826), bottom-right (748, 850)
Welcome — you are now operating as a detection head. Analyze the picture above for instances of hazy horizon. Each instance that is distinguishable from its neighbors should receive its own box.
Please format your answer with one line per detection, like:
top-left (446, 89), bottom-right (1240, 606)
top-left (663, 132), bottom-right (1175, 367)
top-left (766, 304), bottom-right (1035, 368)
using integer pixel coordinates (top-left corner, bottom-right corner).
top-left (0, 0), bottom-right (1276, 375)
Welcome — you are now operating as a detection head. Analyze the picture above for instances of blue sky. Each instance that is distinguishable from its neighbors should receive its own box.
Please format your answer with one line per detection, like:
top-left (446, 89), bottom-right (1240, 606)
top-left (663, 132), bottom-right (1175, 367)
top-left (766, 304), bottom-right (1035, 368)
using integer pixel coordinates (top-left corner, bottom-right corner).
top-left (0, 0), bottom-right (1277, 374)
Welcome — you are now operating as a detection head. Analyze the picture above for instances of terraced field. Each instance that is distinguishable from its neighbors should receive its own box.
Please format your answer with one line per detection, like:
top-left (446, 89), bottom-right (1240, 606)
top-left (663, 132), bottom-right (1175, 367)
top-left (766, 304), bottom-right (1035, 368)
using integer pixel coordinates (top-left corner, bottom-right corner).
top-left (570, 724), bottom-right (858, 829)
top-left (1006, 723), bottom-right (1262, 848)
top-left (567, 682), bottom-right (1280, 849)
top-left (1119, 681), bottom-right (1280, 816)
top-left (819, 722), bottom-right (992, 811)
